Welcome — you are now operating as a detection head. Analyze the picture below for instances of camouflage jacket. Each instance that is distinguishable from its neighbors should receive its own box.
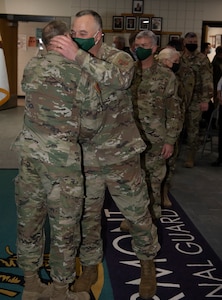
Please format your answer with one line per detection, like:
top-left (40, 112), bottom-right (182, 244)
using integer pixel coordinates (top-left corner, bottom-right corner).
top-left (176, 62), bottom-right (195, 112)
top-left (75, 43), bottom-right (146, 165)
top-left (181, 51), bottom-right (213, 104)
top-left (131, 60), bottom-right (181, 146)
top-left (12, 51), bottom-right (102, 168)
top-left (175, 62), bottom-right (195, 129)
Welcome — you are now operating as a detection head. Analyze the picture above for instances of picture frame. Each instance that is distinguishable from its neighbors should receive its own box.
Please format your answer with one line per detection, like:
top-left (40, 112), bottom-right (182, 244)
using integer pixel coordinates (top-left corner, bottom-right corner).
top-left (211, 36), bottom-right (216, 48)
top-left (132, 0), bottom-right (144, 14)
top-left (155, 34), bottom-right (161, 47)
top-left (112, 16), bottom-right (124, 31)
top-left (216, 34), bottom-right (222, 48)
top-left (102, 32), bottom-right (105, 43)
top-left (151, 17), bottom-right (162, 31)
top-left (169, 34), bottom-right (180, 41)
top-left (125, 16), bottom-right (137, 31)
top-left (138, 17), bottom-right (150, 30)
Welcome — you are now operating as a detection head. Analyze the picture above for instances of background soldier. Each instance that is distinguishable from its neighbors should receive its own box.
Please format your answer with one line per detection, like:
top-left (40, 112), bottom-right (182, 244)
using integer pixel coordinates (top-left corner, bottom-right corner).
top-left (158, 47), bottom-right (195, 207)
top-left (181, 32), bottom-right (213, 168)
top-left (130, 30), bottom-right (181, 220)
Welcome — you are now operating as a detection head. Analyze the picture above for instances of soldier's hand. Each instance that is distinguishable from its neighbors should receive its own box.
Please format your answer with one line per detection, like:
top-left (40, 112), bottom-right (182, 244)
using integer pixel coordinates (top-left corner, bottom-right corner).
top-left (49, 35), bottom-right (78, 61)
top-left (199, 102), bottom-right (209, 112)
top-left (217, 92), bottom-right (222, 105)
top-left (161, 143), bottom-right (174, 160)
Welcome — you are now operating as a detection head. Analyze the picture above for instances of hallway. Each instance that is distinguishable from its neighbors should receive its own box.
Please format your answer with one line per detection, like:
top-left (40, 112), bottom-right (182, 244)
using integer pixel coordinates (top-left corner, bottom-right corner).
top-left (0, 104), bottom-right (222, 261)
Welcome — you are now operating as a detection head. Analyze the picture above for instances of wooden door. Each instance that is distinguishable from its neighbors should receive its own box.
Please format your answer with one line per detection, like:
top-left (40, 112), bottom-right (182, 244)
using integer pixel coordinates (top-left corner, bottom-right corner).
top-left (0, 17), bottom-right (18, 110)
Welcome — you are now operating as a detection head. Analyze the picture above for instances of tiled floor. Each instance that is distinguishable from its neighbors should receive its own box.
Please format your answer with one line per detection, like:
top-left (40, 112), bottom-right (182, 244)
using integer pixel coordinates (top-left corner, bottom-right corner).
top-left (0, 102), bottom-right (222, 261)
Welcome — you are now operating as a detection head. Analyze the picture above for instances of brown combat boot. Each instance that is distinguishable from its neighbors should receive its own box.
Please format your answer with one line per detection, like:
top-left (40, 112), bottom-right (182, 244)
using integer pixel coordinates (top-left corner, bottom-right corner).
top-left (120, 219), bottom-right (130, 232)
top-left (184, 151), bottom-right (195, 168)
top-left (162, 184), bottom-right (172, 208)
top-left (22, 271), bottom-right (52, 300)
top-left (71, 265), bottom-right (98, 293)
top-left (139, 260), bottom-right (157, 299)
top-left (50, 282), bottom-right (90, 300)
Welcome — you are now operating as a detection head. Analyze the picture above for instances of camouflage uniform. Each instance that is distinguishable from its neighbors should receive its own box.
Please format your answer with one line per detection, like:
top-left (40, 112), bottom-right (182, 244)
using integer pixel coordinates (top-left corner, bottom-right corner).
top-left (176, 62), bottom-right (195, 125)
top-left (75, 43), bottom-right (160, 265)
top-left (12, 51), bottom-right (102, 283)
top-left (181, 51), bottom-right (213, 153)
top-left (165, 62), bottom-right (195, 186)
top-left (131, 60), bottom-right (181, 219)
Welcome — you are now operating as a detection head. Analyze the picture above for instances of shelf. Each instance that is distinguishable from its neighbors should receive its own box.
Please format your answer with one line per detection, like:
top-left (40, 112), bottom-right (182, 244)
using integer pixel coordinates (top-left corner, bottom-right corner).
top-left (103, 30), bottom-right (182, 36)
top-left (121, 13), bottom-right (154, 17)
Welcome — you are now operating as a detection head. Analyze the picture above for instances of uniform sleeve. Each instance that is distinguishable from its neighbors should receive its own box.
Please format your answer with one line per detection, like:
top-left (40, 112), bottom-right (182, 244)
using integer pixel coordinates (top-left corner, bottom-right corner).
top-left (21, 59), bottom-right (37, 92)
top-left (75, 48), bottom-right (135, 90)
top-left (201, 56), bottom-right (214, 102)
top-left (165, 74), bottom-right (182, 145)
top-left (76, 71), bottom-right (103, 140)
top-left (217, 76), bottom-right (222, 91)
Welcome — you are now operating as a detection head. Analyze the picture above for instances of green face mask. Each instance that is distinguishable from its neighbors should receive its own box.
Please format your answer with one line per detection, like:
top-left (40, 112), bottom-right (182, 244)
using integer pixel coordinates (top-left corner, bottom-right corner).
top-left (136, 47), bottom-right (152, 60)
top-left (72, 37), bottom-right (95, 51)
top-left (72, 31), bottom-right (99, 52)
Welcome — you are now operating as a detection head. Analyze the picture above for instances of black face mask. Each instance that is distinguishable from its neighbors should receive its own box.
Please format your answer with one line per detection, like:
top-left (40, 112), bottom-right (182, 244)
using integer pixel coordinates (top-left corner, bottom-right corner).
top-left (185, 43), bottom-right (198, 52)
top-left (171, 63), bottom-right (180, 73)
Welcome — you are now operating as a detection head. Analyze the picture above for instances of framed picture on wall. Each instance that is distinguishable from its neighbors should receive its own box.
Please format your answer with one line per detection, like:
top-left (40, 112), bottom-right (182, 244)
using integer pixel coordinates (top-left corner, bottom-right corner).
top-left (132, 0), bottom-right (144, 14)
top-left (112, 16), bottom-right (124, 31)
top-left (156, 34), bottom-right (161, 47)
top-left (169, 34), bottom-right (180, 41)
top-left (216, 34), bottom-right (222, 48)
top-left (151, 17), bottom-right (162, 31)
top-left (102, 32), bottom-right (105, 42)
top-left (210, 36), bottom-right (216, 48)
top-left (125, 16), bottom-right (137, 31)
top-left (138, 17), bottom-right (150, 30)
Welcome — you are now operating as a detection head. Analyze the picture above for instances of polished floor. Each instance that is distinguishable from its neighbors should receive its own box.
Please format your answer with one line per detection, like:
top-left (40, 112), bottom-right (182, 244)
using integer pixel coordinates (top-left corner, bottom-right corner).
top-left (0, 101), bottom-right (222, 261)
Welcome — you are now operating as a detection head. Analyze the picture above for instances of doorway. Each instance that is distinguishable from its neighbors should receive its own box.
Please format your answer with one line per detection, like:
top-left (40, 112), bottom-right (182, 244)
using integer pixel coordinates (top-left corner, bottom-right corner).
top-left (0, 17), bottom-right (18, 110)
top-left (0, 14), bottom-right (71, 108)
top-left (202, 20), bottom-right (222, 61)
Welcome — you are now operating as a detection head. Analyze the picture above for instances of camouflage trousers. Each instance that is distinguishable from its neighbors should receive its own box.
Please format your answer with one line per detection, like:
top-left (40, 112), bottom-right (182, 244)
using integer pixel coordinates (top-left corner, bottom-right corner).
top-left (141, 143), bottom-right (167, 219)
top-left (185, 103), bottom-right (203, 152)
top-left (15, 155), bottom-right (84, 283)
top-left (164, 139), bottom-right (180, 187)
top-left (79, 151), bottom-right (160, 265)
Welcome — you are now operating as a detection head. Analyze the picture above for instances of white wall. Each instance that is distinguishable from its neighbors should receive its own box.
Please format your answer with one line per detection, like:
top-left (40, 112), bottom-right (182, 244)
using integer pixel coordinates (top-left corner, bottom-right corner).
top-left (17, 22), bottom-right (48, 95)
top-left (0, 0), bottom-right (73, 17)
top-left (1, 0), bottom-right (222, 94)
top-left (1, 0), bottom-right (222, 37)
top-left (206, 27), bottom-right (222, 62)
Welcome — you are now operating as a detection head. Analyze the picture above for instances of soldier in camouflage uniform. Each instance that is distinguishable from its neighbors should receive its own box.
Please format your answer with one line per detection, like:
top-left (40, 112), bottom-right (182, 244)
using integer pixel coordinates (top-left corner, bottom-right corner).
top-left (158, 47), bottom-right (195, 207)
top-left (130, 31), bottom-right (181, 220)
top-left (11, 20), bottom-right (103, 300)
top-left (181, 32), bottom-right (213, 168)
top-left (51, 10), bottom-right (160, 300)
